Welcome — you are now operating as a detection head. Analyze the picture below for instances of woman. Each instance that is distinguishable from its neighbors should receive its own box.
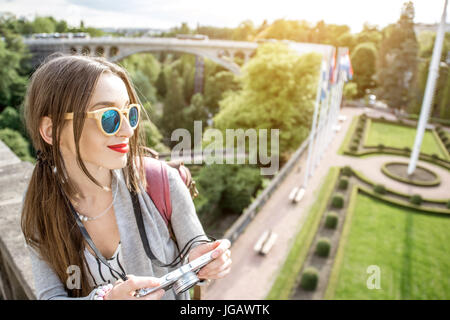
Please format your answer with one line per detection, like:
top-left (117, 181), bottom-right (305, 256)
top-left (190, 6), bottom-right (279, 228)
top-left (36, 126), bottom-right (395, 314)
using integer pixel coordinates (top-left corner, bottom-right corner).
top-left (20, 53), bottom-right (231, 300)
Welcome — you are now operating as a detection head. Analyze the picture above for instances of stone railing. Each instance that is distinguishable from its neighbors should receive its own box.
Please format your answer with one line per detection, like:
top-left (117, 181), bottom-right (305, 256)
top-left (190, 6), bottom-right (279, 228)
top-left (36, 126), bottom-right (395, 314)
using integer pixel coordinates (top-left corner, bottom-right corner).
top-left (0, 140), bottom-right (36, 299)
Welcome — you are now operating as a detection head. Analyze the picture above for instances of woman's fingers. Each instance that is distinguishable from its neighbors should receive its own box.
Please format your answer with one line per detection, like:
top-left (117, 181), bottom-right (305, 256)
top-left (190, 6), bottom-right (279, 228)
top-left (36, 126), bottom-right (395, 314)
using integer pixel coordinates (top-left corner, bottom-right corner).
top-left (198, 249), bottom-right (232, 278)
top-left (112, 275), bottom-right (164, 299)
top-left (137, 288), bottom-right (166, 300)
top-left (123, 275), bottom-right (162, 292)
top-left (211, 239), bottom-right (231, 259)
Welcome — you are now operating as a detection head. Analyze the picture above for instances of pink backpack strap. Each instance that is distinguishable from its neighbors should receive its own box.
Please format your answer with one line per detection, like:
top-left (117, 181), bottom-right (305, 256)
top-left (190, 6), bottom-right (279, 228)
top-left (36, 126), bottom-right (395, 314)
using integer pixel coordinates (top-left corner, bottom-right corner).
top-left (143, 157), bottom-right (172, 225)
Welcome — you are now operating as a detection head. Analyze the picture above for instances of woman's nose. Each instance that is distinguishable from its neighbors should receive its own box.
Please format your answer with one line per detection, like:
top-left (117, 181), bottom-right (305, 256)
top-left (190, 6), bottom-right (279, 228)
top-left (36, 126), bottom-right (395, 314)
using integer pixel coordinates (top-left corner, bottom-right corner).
top-left (117, 113), bottom-right (134, 138)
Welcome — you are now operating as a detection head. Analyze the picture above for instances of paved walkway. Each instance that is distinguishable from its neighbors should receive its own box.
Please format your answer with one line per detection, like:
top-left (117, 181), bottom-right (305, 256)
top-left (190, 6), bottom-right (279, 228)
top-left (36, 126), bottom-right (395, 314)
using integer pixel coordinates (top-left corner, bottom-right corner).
top-left (203, 106), bottom-right (450, 300)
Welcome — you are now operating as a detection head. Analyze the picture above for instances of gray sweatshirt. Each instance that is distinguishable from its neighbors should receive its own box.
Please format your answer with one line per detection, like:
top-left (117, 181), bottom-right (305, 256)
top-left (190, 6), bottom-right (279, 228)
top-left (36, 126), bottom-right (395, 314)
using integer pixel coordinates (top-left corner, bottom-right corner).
top-left (26, 163), bottom-right (207, 300)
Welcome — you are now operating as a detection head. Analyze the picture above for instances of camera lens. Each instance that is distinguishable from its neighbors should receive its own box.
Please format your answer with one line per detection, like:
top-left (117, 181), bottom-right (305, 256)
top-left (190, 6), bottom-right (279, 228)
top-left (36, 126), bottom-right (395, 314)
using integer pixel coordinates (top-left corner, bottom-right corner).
top-left (173, 271), bottom-right (200, 294)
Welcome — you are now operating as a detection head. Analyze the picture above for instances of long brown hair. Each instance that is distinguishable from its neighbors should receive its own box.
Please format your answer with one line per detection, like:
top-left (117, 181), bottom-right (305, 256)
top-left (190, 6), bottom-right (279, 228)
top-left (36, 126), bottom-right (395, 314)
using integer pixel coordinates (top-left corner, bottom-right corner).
top-left (21, 53), bottom-right (150, 297)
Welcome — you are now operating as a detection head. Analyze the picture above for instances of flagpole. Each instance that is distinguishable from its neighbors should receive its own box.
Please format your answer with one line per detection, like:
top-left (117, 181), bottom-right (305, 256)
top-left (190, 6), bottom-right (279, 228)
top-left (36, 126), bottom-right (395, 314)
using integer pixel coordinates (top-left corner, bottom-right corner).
top-left (302, 59), bottom-right (325, 188)
top-left (408, 0), bottom-right (448, 175)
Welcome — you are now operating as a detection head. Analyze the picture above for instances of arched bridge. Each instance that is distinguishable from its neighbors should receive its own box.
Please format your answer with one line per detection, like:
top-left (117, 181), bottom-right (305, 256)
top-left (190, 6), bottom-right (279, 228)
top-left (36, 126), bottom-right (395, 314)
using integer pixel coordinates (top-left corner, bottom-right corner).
top-left (23, 37), bottom-right (259, 74)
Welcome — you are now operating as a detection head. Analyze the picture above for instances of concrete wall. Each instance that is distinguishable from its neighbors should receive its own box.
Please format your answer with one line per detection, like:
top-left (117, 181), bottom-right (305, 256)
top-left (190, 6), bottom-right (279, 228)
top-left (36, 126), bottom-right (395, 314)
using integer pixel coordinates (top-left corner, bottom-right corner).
top-left (0, 140), bottom-right (36, 299)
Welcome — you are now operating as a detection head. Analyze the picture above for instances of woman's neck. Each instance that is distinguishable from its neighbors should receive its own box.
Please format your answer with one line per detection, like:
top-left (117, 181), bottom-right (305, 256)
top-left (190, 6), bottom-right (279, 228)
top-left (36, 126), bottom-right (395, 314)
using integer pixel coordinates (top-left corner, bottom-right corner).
top-left (63, 154), bottom-right (113, 205)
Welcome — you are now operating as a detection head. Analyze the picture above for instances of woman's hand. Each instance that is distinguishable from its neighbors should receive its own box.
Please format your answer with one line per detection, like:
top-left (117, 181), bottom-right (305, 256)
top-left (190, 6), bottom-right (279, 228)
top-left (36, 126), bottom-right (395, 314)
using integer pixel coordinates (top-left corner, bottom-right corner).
top-left (104, 275), bottom-right (165, 300)
top-left (188, 239), bottom-right (232, 280)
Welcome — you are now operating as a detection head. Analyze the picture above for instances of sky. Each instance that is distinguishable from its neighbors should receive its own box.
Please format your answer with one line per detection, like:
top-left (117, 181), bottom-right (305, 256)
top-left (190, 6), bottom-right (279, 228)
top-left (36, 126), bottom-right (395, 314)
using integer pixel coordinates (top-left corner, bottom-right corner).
top-left (0, 0), bottom-right (448, 33)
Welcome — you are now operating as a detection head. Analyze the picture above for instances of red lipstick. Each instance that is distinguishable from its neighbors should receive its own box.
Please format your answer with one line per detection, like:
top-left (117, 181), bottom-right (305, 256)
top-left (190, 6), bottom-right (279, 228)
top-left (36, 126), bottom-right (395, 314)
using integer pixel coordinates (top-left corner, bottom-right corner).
top-left (107, 143), bottom-right (129, 153)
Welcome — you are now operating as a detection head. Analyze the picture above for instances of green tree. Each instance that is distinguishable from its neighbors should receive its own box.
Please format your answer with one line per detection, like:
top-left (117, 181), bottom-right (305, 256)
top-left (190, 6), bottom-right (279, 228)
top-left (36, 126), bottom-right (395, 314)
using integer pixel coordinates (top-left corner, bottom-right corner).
top-left (55, 20), bottom-right (68, 33)
top-left (221, 166), bottom-right (262, 214)
top-left (194, 164), bottom-right (262, 219)
top-left (343, 82), bottom-right (358, 101)
top-left (0, 128), bottom-right (32, 162)
top-left (337, 33), bottom-right (356, 52)
top-left (32, 16), bottom-right (56, 33)
top-left (0, 37), bottom-right (29, 110)
top-left (182, 92), bottom-right (209, 134)
top-left (412, 32), bottom-right (450, 119)
top-left (254, 19), bottom-right (311, 42)
top-left (232, 20), bottom-right (256, 41)
top-left (0, 106), bottom-right (26, 136)
top-left (155, 65), bottom-right (167, 99)
top-left (355, 23), bottom-right (382, 49)
top-left (376, 1), bottom-right (419, 110)
top-left (351, 42), bottom-right (377, 97)
top-left (160, 67), bottom-right (187, 145)
top-left (203, 71), bottom-right (240, 115)
top-left (214, 43), bottom-right (321, 154)
top-left (140, 119), bottom-right (169, 153)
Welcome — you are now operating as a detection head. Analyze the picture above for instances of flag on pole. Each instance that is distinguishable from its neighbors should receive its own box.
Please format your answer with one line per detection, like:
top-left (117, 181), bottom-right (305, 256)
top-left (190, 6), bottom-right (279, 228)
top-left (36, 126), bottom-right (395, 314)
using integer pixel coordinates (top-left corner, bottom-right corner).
top-left (328, 52), bottom-right (337, 88)
top-left (340, 52), bottom-right (353, 82)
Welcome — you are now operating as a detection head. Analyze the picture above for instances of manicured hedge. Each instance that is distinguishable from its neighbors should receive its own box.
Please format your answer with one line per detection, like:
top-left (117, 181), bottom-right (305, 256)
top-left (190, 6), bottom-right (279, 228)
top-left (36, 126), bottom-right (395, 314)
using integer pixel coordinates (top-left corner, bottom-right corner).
top-left (315, 237), bottom-right (331, 257)
top-left (325, 212), bottom-right (339, 229)
top-left (331, 194), bottom-right (345, 209)
top-left (342, 166), bottom-right (352, 177)
top-left (410, 194), bottom-right (423, 206)
top-left (300, 267), bottom-right (319, 291)
top-left (374, 184), bottom-right (386, 194)
top-left (338, 178), bottom-right (349, 190)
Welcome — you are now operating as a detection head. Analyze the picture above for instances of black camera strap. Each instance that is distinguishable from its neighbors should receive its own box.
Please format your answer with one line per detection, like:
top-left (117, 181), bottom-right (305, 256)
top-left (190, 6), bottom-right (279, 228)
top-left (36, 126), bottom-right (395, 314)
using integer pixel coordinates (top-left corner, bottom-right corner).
top-left (130, 190), bottom-right (216, 268)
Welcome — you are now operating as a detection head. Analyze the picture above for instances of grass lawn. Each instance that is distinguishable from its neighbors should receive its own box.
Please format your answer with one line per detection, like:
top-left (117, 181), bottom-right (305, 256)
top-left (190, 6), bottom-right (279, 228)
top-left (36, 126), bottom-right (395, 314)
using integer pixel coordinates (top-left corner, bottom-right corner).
top-left (366, 121), bottom-right (448, 159)
top-left (329, 193), bottom-right (450, 299)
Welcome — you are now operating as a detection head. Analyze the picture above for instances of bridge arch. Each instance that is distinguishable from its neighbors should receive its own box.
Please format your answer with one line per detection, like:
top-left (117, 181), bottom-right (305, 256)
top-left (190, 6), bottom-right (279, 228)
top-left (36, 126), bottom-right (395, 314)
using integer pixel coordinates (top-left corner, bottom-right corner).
top-left (110, 47), bottom-right (242, 75)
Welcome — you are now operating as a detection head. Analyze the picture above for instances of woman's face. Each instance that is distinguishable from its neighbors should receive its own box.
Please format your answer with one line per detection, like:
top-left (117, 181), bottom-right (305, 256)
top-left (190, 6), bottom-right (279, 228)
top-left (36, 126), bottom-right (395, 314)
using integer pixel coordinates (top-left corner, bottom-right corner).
top-left (60, 72), bottom-right (135, 170)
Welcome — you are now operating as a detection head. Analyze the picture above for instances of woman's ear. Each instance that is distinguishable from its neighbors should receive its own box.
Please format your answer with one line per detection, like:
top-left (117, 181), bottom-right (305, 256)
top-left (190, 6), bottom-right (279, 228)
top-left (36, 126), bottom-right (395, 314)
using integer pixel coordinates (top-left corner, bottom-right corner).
top-left (39, 116), bottom-right (53, 145)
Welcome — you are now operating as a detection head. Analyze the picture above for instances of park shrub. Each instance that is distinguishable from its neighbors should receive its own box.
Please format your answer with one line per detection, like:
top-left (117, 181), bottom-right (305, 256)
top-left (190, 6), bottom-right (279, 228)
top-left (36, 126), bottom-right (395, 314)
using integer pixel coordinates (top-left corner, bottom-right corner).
top-left (331, 194), bottom-right (344, 209)
top-left (441, 135), bottom-right (448, 143)
top-left (338, 178), bottom-right (349, 190)
top-left (356, 127), bottom-right (364, 134)
top-left (374, 184), bottom-right (386, 194)
top-left (325, 212), bottom-right (339, 229)
top-left (431, 154), bottom-right (439, 161)
top-left (445, 141), bottom-right (450, 149)
top-left (403, 146), bottom-right (411, 153)
top-left (315, 237), bottom-right (331, 257)
top-left (342, 166), bottom-right (352, 176)
top-left (300, 267), bottom-right (319, 291)
top-left (410, 194), bottom-right (422, 205)
top-left (377, 143), bottom-right (385, 149)
top-left (352, 137), bottom-right (360, 144)
top-left (447, 200), bottom-right (450, 209)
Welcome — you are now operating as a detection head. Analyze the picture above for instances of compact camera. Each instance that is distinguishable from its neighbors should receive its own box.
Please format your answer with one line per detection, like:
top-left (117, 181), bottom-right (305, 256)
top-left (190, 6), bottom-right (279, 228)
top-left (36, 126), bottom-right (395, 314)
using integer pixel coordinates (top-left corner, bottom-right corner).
top-left (134, 250), bottom-right (215, 297)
